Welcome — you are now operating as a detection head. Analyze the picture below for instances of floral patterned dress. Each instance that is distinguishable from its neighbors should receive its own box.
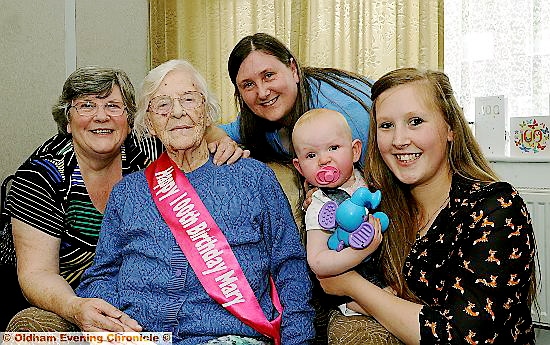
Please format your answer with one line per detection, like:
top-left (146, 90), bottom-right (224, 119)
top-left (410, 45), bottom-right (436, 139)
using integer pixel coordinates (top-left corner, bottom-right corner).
top-left (406, 175), bottom-right (536, 344)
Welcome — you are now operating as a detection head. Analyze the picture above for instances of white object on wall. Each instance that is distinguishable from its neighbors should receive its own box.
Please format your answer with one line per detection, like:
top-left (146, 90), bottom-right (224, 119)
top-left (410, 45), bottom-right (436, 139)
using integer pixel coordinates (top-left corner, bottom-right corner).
top-left (475, 95), bottom-right (508, 156)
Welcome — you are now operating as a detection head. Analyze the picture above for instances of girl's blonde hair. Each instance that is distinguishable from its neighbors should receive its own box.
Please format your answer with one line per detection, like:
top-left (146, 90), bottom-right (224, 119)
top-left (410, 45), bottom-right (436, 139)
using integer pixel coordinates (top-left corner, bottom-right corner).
top-left (366, 68), bottom-right (500, 301)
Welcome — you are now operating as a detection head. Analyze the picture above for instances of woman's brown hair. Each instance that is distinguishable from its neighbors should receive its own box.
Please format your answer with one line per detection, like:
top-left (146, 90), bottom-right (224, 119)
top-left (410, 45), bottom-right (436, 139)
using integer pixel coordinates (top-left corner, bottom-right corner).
top-left (228, 32), bottom-right (372, 163)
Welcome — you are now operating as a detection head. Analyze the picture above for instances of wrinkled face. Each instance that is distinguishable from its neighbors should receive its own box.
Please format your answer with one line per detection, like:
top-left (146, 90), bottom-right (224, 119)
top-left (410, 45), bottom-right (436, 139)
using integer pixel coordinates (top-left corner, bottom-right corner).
top-left (236, 50), bottom-right (299, 124)
top-left (375, 83), bottom-right (453, 188)
top-left (292, 112), bottom-right (361, 188)
top-left (146, 69), bottom-right (210, 154)
top-left (67, 85), bottom-right (129, 159)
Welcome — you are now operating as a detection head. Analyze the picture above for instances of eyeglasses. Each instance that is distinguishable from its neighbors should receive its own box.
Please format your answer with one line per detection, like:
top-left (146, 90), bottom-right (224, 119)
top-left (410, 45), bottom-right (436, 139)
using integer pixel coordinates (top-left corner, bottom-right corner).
top-left (148, 91), bottom-right (205, 116)
top-left (70, 100), bottom-right (126, 117)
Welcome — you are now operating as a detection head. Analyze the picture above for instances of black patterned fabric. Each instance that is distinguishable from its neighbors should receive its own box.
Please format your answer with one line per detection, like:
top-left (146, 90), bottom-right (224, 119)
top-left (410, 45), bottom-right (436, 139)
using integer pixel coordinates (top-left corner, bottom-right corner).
top-left (2, 133), bottom-right (163, 330)
top-left (6, 133), bottom-right (162, 288)
top-left (410, 175), bottom-right (536, 344)
top-left (0, 174), bottom-right (30, 331)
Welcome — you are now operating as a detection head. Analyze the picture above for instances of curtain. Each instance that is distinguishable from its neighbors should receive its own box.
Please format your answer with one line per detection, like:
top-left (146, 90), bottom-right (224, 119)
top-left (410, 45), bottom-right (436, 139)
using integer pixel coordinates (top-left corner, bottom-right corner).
top-left (149, 0), bottom-right (443, 122)
top-left (445, 0), bottom-right (550, 123)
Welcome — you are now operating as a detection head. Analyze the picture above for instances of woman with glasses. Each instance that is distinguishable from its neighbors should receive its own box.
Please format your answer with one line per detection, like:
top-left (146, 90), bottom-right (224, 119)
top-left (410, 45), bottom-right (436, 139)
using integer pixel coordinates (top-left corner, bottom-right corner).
top-left (5, 66), bottom-right (246, 332)
top-left (76, 59), bottom-right (315, 344)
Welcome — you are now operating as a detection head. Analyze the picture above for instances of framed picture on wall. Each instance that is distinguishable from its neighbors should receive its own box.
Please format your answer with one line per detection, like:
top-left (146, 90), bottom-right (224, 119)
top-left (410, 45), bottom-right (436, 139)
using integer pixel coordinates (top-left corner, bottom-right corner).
top-left (510, 116), bottom-right (550, 157)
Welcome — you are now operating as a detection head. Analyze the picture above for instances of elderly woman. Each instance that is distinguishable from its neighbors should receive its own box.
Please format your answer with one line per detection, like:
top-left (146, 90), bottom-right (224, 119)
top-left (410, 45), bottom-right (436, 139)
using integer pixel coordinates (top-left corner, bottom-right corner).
top-left (5, 66), bottom-right (244, 331)
top-left (76, 59), bottom-right (315, 345)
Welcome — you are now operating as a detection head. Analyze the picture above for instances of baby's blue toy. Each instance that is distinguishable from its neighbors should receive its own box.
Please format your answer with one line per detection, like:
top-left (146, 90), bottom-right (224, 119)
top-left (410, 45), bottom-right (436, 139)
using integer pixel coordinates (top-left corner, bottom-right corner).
top-left (318, 187), bottom-right (390, 252)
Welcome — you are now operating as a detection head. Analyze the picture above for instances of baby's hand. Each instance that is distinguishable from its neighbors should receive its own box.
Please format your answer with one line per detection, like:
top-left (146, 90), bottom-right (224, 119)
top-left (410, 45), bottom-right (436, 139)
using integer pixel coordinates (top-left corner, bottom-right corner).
top-left (302, 181), bottom-right (318, 211)
top-left (367, 214), bottom-right (383, 249)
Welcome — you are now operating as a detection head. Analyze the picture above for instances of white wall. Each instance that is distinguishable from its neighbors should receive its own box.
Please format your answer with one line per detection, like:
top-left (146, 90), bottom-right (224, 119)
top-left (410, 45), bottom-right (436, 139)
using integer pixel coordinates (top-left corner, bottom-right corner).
top-left (490, 159), bottom-right (550, 190)
top-left (0, 0), bottom-right (149, 182)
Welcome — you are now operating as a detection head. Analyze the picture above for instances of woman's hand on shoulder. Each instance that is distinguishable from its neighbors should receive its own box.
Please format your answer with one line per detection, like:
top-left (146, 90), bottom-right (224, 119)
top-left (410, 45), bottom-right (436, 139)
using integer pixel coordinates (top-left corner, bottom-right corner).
top-left (70, 296), bottom-right (142, 332)
top-left (208, 135), bottom-right (251, 165)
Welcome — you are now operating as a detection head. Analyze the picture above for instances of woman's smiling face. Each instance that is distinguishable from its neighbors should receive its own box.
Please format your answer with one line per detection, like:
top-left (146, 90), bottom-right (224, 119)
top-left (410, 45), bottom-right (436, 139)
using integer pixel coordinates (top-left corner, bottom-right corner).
top-left (235, 50), bottom-right (299, 124)
top-left (375, 82), bottom-right (453, 188)
top-left (67, 85), bottom-right (129, 159)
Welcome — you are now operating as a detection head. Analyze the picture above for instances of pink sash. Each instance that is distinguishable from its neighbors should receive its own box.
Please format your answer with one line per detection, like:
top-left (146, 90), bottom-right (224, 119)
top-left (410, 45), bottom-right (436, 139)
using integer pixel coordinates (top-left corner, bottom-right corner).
top-left (145, 152), bottom-right (282, 345)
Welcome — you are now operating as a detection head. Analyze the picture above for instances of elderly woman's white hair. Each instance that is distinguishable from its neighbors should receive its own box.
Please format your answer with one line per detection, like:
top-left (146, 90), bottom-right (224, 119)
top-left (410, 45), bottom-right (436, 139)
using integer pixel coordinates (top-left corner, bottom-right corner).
top-left (134, 59), bottom-right (222, 139)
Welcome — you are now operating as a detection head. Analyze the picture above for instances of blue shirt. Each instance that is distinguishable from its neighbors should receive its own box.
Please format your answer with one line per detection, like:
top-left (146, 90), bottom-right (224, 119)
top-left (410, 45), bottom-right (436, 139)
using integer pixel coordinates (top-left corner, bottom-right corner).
top-left (76, 157), bottom-right (315, 345)
top-left (220, 75), bottom-right (372, 165)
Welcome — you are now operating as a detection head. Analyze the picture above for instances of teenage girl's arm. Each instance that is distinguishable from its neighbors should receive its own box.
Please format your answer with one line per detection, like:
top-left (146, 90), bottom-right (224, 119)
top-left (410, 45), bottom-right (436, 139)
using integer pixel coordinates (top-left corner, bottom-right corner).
top-left (319, 185), bottom-right (536, 345)
top-left (307, 215), bottom-right (382, 277)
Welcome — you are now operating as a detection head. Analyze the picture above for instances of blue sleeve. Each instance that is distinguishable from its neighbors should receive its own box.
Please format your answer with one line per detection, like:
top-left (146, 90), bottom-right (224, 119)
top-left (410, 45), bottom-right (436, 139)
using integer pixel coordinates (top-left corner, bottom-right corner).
top-left (308, 77), bottom-right (372, 165)
top-left (75, 181), bottom-right (127, 306)
top-left (258, 166), bottom-right (315, 344)
top-left (218, 117), bottom-right (242, 143)
top-left (220, 117), bottom-right (288, 155)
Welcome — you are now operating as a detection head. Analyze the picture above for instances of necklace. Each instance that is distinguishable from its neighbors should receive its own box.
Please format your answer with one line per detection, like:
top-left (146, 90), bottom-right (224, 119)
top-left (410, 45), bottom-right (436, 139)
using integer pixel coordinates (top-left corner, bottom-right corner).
top-left (416, 195), bottom-right (450, 239)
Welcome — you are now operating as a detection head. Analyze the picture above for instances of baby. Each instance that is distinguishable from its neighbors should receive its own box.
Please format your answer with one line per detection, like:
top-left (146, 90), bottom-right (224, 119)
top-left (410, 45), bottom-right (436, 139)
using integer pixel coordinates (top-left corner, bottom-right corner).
top-left (292, 108), bottom-right (386, 316)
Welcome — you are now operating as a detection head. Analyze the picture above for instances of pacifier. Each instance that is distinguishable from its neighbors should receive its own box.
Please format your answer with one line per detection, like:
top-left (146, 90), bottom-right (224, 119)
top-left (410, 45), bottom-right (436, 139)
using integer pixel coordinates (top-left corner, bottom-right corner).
top-left (315, 166), bottom-right (341, 185)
